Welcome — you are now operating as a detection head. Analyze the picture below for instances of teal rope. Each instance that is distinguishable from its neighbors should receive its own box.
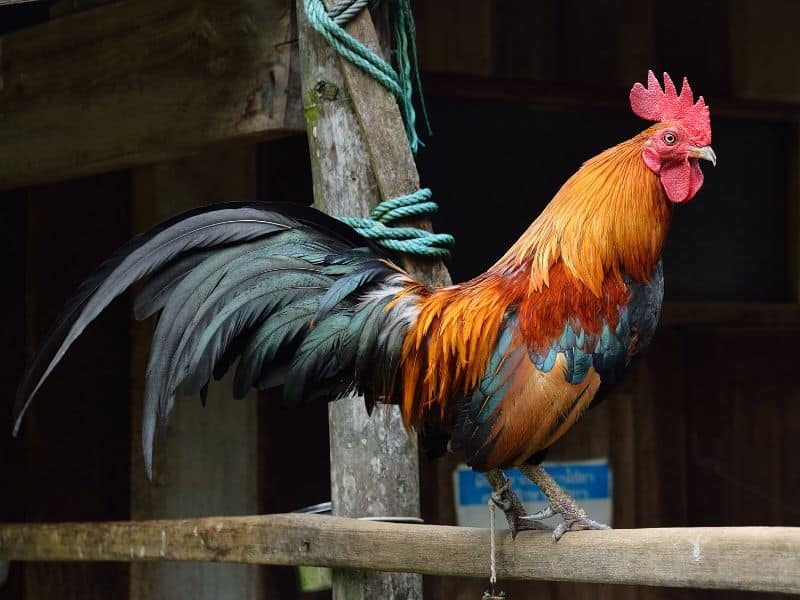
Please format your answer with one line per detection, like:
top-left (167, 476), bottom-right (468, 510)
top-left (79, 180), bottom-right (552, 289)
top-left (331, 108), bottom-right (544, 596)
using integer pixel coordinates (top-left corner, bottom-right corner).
top-left (394, 0), bottom-right (431, 137)
top-left (337, 189), bottom-right (454, 258)
top-left (305, 2), bottom-right (451, 258)
top-left (304, 0), bottom-right (424, 152)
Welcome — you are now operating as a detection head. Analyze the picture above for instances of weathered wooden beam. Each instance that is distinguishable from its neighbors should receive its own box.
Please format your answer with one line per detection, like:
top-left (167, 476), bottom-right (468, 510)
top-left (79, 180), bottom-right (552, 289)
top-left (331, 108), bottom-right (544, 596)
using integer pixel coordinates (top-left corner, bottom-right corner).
top-left (2, 516), bottom-right (800, 594)
top-left (0, 0), bottom-right (303, 189)
top-left (296, 1), bottom-right (451, 599)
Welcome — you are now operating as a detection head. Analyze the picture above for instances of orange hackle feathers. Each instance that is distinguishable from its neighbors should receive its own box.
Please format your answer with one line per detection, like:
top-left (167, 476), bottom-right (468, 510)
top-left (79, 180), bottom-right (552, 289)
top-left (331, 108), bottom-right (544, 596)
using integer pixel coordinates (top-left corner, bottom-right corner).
top-left (399, 128), bottom-right (672, 430)
top-left (496, 127), bottom-right (671, 296)
top-left (399, 270), bottom-right (523, 426)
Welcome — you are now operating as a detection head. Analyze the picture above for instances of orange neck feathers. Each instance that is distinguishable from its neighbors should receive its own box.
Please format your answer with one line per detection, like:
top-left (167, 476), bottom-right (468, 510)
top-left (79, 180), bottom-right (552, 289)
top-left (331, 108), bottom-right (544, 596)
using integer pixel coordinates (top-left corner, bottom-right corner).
top-left (400, 129), bottom-right (673, 428)
top-left (495, 127), bottom-right (672, 296)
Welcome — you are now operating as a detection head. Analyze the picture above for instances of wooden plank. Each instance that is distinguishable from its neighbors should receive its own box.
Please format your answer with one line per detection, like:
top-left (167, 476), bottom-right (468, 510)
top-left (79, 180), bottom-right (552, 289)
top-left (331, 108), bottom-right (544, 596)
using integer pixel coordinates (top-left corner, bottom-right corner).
top-left (48, 0), bottom-right (121, 64)
top-left (422, 73), bottom-right (800, 121)
top-left (414, 0), bottom-right (493, 77)
top-left (654, 1), bottom-right (733, 98)
top-left (559, 0), bottom-right (620, 87)
top-left (685, 329), bottom-right (800, 528)
top-left (129, 146), bottom-right (262, 600)
top-left (0, 0), bottom-right (300, 189)
top-left (49, 0), bottom-right (118, 17)
top-left (0, 193), bottom-right (26, 600)
top-left (22, 173), bottom-right (132, 600)
top-left (661, 302), bottom-right (800, 328)
top-left (789, 124), bottom-right (800, 302)
top-left (490, 0), bottom-right (559, 82)
top-left (1, 516), bottom-right (800, 594)
top-left (612, 0), bottom-right (656, 90)
top-left (729, 0), bottom-right (800, 103)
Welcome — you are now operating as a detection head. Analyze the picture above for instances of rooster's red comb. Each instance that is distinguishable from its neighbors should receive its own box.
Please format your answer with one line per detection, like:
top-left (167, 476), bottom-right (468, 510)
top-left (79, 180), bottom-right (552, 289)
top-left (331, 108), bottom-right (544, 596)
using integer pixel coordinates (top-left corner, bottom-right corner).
top-left (630, 71), bottom-right (711, 145)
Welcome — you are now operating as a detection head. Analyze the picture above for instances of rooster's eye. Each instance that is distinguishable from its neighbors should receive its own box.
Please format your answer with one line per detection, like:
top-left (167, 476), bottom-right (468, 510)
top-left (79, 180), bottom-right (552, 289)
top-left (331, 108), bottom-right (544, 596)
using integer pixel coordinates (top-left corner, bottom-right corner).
top-left (663, 132), bottom-right (677, 145)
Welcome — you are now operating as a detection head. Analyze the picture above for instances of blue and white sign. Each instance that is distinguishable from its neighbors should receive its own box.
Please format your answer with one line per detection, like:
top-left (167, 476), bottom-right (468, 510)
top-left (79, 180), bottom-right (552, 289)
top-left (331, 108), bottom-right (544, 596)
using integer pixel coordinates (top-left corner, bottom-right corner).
top-left (453, 459), bottom-right (612, 528)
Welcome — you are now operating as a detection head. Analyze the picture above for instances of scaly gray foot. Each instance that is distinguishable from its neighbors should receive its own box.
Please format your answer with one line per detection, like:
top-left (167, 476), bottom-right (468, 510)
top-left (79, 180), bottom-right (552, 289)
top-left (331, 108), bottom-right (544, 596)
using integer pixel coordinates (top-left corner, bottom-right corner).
top-left (485, 468), bottom-right (552, 538)
top-left (519, 464), bottom-right (611, 541)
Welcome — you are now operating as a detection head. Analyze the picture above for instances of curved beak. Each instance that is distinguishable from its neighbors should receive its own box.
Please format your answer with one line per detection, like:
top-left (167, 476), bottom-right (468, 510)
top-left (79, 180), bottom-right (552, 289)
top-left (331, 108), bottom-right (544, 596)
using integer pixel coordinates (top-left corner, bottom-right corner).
top-left (689, 145), bottom-right (716, 167)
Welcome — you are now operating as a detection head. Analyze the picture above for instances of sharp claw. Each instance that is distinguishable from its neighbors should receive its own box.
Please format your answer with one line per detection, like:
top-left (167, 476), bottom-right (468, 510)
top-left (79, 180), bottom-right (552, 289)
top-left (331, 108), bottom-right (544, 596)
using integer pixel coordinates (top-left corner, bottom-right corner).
top-left (525, 504), bottom-right (558, 520)
top-left (551, 517), bottom-right (611, 542)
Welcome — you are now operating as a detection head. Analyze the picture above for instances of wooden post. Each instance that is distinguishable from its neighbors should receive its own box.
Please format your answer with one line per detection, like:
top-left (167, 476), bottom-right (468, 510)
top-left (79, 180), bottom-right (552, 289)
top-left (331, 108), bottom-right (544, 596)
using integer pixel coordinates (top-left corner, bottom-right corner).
top-left (296, 1), bottom-right (451, 598)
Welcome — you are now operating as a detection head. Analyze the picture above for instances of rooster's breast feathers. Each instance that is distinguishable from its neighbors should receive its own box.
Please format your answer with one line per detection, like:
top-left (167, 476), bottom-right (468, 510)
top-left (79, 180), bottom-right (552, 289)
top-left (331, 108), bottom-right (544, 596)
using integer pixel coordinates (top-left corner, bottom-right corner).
top-left (408, 260), bottom-right (664, 472)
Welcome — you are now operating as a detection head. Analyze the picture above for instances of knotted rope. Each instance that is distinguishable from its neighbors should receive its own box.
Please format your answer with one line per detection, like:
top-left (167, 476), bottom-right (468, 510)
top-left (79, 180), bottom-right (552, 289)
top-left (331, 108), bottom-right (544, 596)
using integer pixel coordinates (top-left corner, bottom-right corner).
top-left (337, 189), bottom-right (454, 258)
top-left (305, 1), bottom-right (451, 258)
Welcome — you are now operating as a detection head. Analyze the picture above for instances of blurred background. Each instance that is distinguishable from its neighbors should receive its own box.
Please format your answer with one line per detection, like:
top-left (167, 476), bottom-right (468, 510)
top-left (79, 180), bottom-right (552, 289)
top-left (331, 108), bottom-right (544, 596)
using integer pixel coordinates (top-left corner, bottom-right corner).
top-left (1, 1), bottom-right (799, 599)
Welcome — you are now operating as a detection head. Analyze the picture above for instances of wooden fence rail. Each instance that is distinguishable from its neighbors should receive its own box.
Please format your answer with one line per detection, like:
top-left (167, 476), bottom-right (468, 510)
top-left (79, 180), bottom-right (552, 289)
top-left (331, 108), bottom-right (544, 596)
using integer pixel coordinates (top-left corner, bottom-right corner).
top-left (1, 514), bottom-right (799, 594)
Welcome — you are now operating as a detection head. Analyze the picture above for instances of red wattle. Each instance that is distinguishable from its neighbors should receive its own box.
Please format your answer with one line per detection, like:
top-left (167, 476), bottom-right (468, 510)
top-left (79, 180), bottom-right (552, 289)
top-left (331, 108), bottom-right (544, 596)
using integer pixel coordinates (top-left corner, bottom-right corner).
top-left (659, 159), bottom-right (704, 203)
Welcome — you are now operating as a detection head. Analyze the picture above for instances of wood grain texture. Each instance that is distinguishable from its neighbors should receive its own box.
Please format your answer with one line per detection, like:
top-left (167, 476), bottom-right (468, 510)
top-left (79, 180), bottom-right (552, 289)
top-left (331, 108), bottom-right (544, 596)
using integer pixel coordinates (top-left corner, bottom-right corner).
top-left (49, 0), bottom-right (119, 18)
top-left (789, 123), bottom-right (800, 304)
top-left (422, 73), bottom-right (800, 121)
top-left (660, 302), bottom-right (800, 327)
top-left (297, 1), bottom-right (422, 595)
top-left (0, 0), bottom-right (300, 189)
top-left (0, 193), bottom-right (26, 600)
top-left (22, 173), bottom-right (132, 600)
top-left (1, 515), bottom-right (799, 594)
top-left (333, 4), bottom-right (450, 283)
top-left (729, 0), bottom-right (800, 102)
top-left (490, 0), bottom-right (559, 82)
top-left (414, 0), bottom-right (492, 77)
top-left (297, 1), bottom-right (452, 597)
top-left (129, 146), bottom-right (262, 600)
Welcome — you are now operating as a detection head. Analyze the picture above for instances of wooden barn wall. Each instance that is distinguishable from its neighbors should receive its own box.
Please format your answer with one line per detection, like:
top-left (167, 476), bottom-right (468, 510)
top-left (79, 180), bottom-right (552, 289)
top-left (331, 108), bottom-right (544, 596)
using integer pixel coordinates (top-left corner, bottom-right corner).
top-left (128, 147), bottom-right (264, 600)
top-left (412, 2), bottom-right (800, 600)
top-left (0, 195), bottom-right (28, 600)
top-left (3, 174), bottom-right (132, 600)
top-left (414, 0), bottom-right (800, 104)
top-left (2, 1), bottom-right (800, 600)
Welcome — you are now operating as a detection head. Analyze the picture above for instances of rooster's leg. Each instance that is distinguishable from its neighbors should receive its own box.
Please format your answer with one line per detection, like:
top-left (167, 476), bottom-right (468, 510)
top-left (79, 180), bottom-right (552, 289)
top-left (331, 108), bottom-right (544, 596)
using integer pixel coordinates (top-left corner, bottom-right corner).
top-left (519, 464), bottom-right (611, 541)
top-left (485, 468), bottom-right (551, 538)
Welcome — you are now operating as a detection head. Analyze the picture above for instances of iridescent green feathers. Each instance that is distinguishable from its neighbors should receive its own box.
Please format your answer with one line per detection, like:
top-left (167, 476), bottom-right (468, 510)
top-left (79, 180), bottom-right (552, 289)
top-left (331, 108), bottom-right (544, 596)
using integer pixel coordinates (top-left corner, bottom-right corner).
top-left (14, 203), bottom-right (408, 477)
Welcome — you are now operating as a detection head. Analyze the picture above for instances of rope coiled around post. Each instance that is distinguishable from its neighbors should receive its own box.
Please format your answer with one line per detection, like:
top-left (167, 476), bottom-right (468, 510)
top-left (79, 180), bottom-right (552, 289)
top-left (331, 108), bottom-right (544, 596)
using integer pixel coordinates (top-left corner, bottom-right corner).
top-left (304, 0), bottom-right (428, 153)
top-left (327, 0), bottom-right (371, 26)
top-left (336, 189), bottom-right (454, 259)
top-left (305, 2), bottom-right (451, 259)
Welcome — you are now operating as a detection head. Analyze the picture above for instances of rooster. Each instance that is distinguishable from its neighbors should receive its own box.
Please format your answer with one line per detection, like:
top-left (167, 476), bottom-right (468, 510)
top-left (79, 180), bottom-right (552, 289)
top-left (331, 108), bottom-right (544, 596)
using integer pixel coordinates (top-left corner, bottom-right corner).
top-left (14, 71), bottom-right (714, 540)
